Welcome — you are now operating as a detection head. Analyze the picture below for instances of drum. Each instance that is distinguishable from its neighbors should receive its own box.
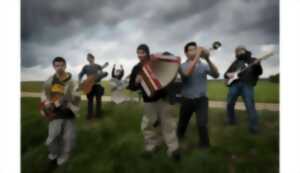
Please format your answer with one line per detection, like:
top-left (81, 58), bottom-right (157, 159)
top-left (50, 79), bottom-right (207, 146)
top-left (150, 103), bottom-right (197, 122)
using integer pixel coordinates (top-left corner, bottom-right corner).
top-left (140, 54), bottom-right (181, 96)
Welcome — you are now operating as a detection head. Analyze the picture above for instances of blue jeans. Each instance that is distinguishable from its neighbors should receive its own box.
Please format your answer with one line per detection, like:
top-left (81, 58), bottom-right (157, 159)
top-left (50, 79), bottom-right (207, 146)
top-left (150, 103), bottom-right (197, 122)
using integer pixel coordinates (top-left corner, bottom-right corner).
top-left (226, 81), bottom-right (259, 131)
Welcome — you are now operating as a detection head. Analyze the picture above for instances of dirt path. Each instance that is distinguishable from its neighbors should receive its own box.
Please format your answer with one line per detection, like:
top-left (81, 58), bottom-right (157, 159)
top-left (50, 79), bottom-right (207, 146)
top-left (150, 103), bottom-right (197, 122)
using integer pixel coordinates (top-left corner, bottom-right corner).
top-left (21, 92), bottom-right (279, 112)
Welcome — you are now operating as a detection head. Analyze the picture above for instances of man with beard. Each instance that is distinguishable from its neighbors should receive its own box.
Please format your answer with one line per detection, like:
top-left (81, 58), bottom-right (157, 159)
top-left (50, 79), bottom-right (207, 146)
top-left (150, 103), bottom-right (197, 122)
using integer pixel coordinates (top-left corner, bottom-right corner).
top-left (224, 46), bottom-right (263, 134)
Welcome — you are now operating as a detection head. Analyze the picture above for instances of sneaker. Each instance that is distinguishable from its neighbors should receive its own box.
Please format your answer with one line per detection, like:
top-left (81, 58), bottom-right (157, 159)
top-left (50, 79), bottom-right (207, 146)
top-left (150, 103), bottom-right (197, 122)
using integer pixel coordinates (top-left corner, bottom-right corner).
top-left (57, 154), bottom-right (69, 166)
top-left (48, 154), bottom-right (58, 161)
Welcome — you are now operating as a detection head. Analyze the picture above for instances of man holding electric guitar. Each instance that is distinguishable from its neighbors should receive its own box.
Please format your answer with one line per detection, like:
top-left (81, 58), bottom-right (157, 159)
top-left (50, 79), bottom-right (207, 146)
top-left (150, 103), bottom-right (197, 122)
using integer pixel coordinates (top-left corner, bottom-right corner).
top-left (78, 53), bottom-right (109, 120)
top-left (224, 46), bottom-right (273, 134)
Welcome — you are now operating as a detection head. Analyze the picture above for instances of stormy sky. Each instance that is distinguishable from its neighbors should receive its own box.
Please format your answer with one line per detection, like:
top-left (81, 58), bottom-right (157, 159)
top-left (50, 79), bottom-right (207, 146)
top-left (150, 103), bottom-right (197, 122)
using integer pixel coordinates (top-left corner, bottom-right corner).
top-left (21, 0), bottom-right (279, 81)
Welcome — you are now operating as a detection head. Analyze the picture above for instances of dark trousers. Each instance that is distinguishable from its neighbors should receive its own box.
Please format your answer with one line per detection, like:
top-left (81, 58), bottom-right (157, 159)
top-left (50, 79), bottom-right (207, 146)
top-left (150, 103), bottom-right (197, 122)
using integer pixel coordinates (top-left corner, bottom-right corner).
top-left (177, 96), bottom-right (209, 146)
top-left (86, 84), bottom-right (104, 119)
top-left (226, 81), bottom-right (259, 131)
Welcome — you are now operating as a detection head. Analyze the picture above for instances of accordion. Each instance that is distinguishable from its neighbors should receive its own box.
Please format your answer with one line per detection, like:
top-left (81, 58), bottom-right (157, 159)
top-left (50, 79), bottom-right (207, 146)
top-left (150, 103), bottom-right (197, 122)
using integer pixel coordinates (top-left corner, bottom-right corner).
top-left (140, 54), bottom-right (181, 96)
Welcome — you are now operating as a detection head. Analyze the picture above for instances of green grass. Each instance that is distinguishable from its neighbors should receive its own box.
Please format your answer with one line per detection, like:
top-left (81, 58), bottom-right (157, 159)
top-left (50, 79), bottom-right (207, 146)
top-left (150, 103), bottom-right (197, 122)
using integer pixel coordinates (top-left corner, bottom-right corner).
top-left (207, 80), bottom-right (279, 103)
top-left (21, 79), bottom-right (279, 103)
top-left (21, 98), bottom-right (279, 173)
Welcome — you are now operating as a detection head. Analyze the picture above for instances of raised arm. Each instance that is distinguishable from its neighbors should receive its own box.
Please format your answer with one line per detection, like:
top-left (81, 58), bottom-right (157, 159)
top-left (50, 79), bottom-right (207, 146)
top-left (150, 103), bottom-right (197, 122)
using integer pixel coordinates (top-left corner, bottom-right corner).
top-left (101, 62), bottom-right (109, 69)
top-left (112, 64), bottom-right (116, 78)
top-left (120, 65), bottom-right (125, 79)
top-left (205, 57), bottom-right (219, 78)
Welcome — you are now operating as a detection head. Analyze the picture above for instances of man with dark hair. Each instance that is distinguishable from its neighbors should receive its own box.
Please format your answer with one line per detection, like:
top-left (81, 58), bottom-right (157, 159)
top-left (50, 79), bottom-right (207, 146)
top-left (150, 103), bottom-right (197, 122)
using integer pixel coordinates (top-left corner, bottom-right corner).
top-left (41, 56), bottom-right (81, 166)
top-left (177, 42), bottom-right (219, 149)
top-left (224, 46), bottom-right (263, 134)
top-left (52, 56), bottom-right (66, 65)
top-left (79, 53), bottom-right (109, 119)
top-left (127, 44), bottom-right (180, 161)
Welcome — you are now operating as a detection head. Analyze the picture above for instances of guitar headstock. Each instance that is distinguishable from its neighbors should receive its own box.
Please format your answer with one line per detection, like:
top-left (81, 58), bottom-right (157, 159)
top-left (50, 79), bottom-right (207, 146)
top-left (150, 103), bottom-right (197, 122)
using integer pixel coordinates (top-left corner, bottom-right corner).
top-left (258, 51), bottom-right (274, 61)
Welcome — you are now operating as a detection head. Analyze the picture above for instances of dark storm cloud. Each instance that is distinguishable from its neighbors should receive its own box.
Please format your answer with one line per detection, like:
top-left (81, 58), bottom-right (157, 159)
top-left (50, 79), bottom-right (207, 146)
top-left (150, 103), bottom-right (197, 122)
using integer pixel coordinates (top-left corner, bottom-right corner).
top-left (227, 0), bottom-right (279, 43)
top-left (21, 0), bottom-right (138, 43)
top-left (21, 0), bottom-right (279, 80)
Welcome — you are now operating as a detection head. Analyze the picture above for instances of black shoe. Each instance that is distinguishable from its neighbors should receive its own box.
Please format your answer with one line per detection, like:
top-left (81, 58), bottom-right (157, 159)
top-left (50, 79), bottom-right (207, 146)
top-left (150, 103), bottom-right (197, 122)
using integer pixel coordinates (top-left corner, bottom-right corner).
top-left (171, 149), bottom-right (181, 161)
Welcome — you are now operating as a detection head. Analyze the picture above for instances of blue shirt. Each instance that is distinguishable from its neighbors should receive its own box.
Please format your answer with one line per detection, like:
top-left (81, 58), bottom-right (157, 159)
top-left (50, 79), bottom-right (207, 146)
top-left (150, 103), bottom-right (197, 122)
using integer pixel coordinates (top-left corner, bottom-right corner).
top-left (179, 60), bottom-right (212, 99)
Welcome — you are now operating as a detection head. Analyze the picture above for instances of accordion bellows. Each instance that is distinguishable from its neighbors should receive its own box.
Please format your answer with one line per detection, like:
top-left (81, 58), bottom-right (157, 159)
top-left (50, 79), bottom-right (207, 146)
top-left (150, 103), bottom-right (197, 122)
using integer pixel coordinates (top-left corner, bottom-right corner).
top-left (140, 54), bottom-right (181, 96)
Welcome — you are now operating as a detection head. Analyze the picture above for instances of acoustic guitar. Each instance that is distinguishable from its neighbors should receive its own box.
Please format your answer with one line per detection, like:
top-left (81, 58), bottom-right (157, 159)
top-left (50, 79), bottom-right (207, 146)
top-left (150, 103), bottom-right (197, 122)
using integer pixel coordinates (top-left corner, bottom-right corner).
top-left (39, 95), bottom-right (62, 121)
top-left (80, 62), bottom-right (109, 94)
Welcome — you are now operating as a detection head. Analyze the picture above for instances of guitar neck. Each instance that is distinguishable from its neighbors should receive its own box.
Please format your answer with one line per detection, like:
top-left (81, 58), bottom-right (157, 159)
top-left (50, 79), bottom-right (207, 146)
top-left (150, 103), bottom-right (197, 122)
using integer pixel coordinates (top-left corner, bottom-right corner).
top-left (238, 52), bottom-right (273, 74)
top-left (238, 59), bottom-right (261, 73)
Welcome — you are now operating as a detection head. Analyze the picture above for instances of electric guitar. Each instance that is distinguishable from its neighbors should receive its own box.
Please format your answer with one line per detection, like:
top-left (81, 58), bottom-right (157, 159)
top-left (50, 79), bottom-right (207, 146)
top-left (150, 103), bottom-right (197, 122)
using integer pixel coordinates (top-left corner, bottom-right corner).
top-left (225, 51), bottom-right (274, 86)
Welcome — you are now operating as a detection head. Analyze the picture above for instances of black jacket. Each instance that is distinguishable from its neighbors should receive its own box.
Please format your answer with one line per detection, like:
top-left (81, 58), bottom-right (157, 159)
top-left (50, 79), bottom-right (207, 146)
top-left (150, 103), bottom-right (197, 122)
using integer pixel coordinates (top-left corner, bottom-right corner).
top-left (127, 63), bottom-right (168, 102)
top-left (224, 55), bottom-right (263, 86)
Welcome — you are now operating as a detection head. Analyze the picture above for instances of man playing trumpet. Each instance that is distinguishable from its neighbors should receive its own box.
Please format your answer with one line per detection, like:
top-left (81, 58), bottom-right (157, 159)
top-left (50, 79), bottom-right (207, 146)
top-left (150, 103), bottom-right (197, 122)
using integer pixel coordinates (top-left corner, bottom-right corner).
top-left (177, 42), bottom-right (219, 149)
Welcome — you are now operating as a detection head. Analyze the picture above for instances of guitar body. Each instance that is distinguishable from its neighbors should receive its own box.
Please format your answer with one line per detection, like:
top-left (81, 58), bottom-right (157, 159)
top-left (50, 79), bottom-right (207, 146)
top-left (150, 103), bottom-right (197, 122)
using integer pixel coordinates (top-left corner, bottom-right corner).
top-left (81, 75), bottom-right (96, 94)
top-left (225, 72), bottom-right (239, 86)
top-left (39, 95), bottom-right (61, 121)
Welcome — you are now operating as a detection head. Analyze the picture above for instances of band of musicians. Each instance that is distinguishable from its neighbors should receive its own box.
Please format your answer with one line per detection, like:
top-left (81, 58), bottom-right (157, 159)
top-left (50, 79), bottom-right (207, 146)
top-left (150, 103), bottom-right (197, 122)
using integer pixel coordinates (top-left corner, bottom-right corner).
top-left (40, 41), bottom-right (269, 165)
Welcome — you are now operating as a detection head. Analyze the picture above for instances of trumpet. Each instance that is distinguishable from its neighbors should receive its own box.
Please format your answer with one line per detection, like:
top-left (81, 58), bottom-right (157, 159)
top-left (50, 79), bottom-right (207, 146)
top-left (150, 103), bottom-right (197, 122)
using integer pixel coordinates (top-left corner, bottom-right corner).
top-left (197, 41), bottom-right (222, 59)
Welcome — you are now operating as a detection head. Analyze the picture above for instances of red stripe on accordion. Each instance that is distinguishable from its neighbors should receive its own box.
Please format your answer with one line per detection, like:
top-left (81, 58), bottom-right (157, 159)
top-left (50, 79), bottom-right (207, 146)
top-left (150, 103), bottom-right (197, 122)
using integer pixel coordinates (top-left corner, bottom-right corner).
top-left (143, 64), bottom-right (162, 90)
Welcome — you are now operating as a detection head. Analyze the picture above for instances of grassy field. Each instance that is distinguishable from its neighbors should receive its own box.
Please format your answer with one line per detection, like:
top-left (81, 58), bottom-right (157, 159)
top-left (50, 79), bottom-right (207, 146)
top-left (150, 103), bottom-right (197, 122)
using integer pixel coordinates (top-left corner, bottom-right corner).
top-left (21, 98), bottom-right (279, 173)
top-left (21, 79), bottom-right (279, 103)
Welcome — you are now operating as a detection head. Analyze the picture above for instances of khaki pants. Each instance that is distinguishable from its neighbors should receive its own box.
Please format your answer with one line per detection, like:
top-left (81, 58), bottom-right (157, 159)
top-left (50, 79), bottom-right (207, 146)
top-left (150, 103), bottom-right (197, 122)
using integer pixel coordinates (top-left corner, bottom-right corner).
top-left (141, 99), bottom-right (179, 155)
top-left (46, 119), bottom-right (76, 156)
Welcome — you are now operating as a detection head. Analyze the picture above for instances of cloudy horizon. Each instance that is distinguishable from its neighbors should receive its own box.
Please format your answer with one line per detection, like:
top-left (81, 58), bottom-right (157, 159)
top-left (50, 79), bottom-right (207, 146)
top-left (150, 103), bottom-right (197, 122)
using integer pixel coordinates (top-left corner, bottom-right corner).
top-left (21, 0), bottom-right (279, 81)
